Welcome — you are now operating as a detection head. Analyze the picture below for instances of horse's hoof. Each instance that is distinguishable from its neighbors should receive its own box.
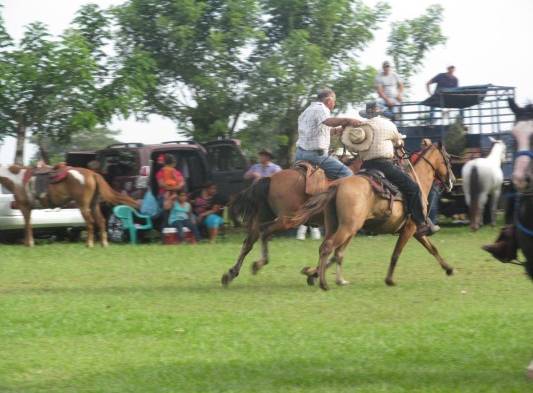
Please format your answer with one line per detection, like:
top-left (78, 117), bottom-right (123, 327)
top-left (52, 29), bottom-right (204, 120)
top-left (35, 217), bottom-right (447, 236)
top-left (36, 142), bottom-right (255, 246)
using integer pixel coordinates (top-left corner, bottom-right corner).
top-left (301, 266), bottom-right (312, 275)
top-left (221, 272), bottom-right (233, 287)
top-left (385, 278), bottom-right (396, 286)
top-left (336, 279), bottom-right (350, 286)
top-left (306, 275), bottom-right (316, 286)
top-left (446, 268), bottom-right (454, 276)
top-left (319, 282), bottom-right (329, 291)
top-left (251, 261), bottom-right (262, 275)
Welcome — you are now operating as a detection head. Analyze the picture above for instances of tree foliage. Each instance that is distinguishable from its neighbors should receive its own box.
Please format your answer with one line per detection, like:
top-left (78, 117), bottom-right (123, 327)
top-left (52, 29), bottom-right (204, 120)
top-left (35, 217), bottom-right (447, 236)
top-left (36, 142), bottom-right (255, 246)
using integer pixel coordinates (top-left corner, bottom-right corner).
top-left (0, 4), bottom-right (157, 164)
top-left (386, 4), bottom-right (446, 87)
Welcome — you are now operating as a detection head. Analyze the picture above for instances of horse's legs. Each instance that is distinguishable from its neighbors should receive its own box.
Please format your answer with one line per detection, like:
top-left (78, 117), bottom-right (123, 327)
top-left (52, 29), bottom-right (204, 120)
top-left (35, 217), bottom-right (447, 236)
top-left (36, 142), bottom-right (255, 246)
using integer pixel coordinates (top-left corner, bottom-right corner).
top-left (79, 207), bottom-right (95, 247)
top-left (221, 221), bottom-right (260, 286)
top-left (251, 216), bottom-right (293, 274)
top-left (318, 225), bottom-right (358, 291)
top-left (21, 204), bottom-right (34, 247)
top-left (385, 221), bottom-right (416, 286)
top-left (414, 234), bottom-right (454, 276)
top-left (334, 236), bottom-right (353, 286)
top-left (93, 203), bottom-right (108, 247)
top-left (490, 188), bottom-right (501, 226)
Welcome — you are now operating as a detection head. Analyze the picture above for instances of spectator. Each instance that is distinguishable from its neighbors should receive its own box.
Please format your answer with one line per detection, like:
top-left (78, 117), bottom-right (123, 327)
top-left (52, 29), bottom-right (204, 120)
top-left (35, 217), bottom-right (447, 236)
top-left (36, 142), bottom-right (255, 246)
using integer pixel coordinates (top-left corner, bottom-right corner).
top-left (375, 61), bottom-right (404, 120)
top-left (410, 138), bottom-right (441, 232)
top-left (244, 149), bottom-right (281, 182)
top-left (193, 182), bottom-right (225, 243)
top-left (155, 154), bottom-right (185, 223)
top-left (426, 66), bottom-right (459, 124)
top-left (169, 190), bottom-right (200, 243)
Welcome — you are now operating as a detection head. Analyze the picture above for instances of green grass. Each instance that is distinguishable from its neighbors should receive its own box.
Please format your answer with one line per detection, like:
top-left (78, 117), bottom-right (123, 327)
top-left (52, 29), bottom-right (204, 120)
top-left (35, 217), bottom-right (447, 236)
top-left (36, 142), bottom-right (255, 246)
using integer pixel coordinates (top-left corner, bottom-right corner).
top-left (1, 226), bottom-right (532, 393)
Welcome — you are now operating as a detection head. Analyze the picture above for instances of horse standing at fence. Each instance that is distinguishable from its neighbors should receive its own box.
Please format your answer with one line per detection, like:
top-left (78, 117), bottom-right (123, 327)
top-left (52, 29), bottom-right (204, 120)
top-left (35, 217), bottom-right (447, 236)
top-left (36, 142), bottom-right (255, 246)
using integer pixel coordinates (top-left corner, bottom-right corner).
top-left (0, 164), bottom-right (139, 247)
top-left (462, 137), bottom-right (506, 231)
top-left (291, 143), bottom-right (455, 290)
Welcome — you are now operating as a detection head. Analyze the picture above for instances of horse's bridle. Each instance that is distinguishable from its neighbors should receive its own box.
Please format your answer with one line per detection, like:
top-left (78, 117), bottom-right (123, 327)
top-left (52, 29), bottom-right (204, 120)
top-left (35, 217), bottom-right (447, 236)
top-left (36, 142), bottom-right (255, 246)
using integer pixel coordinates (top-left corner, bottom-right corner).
top-left (417, 144), bottom-right (454, 192)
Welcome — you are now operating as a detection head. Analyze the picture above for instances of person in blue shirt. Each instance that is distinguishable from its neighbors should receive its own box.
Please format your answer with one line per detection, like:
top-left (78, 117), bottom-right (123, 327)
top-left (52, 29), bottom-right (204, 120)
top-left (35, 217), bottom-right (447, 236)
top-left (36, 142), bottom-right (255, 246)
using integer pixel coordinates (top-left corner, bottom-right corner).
top-left (426, 65), bottom-right (459, 124)
top-left (169, 191), bottom-right (200, 243)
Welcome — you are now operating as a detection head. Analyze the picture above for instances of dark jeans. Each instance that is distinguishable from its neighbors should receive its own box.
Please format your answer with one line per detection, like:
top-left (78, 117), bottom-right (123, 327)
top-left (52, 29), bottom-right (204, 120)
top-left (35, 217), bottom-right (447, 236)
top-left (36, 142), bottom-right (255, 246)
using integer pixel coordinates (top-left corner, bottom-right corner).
top-left (362, 158), bottom-right (425, 225)
top-left (428, 185), bottom-right (441, 224)
top-left (171, 219), bottom-right (201, 241)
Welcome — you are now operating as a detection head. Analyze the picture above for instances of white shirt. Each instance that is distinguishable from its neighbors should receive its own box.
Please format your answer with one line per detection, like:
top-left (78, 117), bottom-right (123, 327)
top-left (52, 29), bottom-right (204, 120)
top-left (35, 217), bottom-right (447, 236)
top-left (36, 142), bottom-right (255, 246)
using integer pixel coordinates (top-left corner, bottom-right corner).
top-left (296, 102), bottom-right (331, 151)
top-left (375, 72), bottom-right (401, 99)
top-left (358, 117), bottom-right (404, 161)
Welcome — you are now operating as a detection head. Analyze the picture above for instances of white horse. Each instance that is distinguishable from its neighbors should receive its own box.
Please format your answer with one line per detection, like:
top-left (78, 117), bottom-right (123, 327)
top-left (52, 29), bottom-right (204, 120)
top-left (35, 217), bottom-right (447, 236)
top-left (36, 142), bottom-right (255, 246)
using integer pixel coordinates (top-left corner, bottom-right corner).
top-left (462, 137), bottom-right (506, 230)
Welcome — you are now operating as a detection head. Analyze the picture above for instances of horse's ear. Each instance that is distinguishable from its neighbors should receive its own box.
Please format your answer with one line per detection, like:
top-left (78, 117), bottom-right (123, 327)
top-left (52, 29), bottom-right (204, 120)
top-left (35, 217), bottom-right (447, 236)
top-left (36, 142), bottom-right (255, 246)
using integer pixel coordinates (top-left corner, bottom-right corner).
top-left (437, 140), bottom-right (443, 149)
top-left (488, 136), bottom-right (497, 144)
top-left (508, 97), bottom-right (521, 115)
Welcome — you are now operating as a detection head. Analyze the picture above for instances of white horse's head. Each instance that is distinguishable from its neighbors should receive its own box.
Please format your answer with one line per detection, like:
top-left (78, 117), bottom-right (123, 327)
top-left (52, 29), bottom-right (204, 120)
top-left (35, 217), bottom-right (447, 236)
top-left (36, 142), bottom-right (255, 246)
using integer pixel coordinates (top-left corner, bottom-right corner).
top-left (508, 98), bottom-right (533, 191)
top-left (488, 136), bottom-right (506, 162)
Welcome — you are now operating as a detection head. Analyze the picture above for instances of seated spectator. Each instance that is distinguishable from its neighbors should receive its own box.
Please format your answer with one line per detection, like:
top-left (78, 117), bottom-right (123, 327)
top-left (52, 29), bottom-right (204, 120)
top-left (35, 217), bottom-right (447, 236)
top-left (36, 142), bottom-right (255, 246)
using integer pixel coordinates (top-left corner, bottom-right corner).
top-left (244, 149), bottom-right (281, 182)
top-left (155, 154), bottom-right (185, 223)
top-left (169, 191), bottom-right (200, 243)
top-left (193, 182), bottom-right (225, 243)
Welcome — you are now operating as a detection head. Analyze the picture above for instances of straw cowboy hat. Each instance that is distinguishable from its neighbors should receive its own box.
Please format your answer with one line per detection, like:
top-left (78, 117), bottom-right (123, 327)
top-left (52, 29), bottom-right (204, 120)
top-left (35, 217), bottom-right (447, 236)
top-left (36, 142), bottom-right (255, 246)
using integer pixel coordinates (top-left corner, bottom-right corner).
top-left (341, 123), bottom-right (374, 153)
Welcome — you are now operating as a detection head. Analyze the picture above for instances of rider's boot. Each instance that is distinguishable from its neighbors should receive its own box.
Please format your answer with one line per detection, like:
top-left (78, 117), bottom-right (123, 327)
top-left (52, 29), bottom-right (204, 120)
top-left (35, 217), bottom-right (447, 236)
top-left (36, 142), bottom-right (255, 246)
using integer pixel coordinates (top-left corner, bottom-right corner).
top-left (415, 218), bottom-right (440, 237)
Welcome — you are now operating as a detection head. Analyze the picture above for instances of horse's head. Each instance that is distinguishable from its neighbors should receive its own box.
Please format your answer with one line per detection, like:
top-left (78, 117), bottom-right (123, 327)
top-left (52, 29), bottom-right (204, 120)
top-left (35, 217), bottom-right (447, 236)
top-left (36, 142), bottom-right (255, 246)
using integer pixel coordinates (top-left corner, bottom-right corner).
top-left (508, 98), bottom-right (533, 191)
top-left (433, 142), bottom-right (455, 192)
top-left (488, 136), bottom-right (506, 162)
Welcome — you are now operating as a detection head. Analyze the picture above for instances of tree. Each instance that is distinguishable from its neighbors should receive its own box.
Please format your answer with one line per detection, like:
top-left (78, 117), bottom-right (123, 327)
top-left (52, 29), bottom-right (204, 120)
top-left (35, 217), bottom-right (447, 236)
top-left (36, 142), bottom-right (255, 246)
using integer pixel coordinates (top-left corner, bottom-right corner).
top-left (386, 4), bottom-right (447, 88)
top-left (30, 127), bottom-right (122, 164)
top-left (114, 0), bottom-right (261, 141)
top-left (240, 0), bottom-right (389, 163)
top-left (0, 4), bottom-right (156, 164)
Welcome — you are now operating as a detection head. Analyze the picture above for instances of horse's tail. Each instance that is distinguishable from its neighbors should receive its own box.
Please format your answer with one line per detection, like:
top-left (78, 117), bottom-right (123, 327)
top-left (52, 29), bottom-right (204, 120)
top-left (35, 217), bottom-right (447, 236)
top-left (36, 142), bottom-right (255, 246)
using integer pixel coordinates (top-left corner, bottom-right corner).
top-left (230, 177), bottom-right (273, 226)
top-left (94, 173), bottom-right (140, 209)
top-left (468, 165), bottom-right (481, 229)
top-left (290, 186), bottom-right (338, 227)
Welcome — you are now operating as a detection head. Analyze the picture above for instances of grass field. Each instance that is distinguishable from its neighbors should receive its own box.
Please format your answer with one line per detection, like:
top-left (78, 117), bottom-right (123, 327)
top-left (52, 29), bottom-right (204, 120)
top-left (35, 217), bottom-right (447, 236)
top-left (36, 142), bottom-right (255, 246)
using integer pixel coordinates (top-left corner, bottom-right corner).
top-left (1, 226), bottom-right (532, 393)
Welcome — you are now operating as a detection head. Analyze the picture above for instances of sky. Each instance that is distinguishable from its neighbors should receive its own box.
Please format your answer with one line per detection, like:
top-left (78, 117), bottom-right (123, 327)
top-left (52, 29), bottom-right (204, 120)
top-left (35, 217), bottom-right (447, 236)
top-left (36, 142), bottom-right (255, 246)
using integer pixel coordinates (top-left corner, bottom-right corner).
top-left (1, 0), bottom-right (533, 163)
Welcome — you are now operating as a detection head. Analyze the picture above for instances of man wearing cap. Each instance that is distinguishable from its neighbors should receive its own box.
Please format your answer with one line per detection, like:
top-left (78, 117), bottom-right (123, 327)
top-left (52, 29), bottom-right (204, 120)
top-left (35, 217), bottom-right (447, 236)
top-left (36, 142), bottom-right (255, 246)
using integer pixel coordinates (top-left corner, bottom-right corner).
top-left (426, 65), bottom-right (458, 94)
top-left (375, 61), bottom-right (404, 119)
top-left (341, 117), bottom-right (438, 237)
top-left (426, 66), bottom-right (459, 123)
top-left (244, 149), bottom-right (282, 182)
top-left (296, 87), bottom-right (365, 179)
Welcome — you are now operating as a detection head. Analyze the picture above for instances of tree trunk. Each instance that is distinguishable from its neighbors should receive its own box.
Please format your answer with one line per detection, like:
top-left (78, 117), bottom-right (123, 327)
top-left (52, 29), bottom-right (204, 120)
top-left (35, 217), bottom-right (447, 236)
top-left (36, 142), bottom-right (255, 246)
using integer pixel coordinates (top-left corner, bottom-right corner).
top-left (14, 121), bottom-right (26, 165)
top-left (36, 136), bottom-right (50, 164)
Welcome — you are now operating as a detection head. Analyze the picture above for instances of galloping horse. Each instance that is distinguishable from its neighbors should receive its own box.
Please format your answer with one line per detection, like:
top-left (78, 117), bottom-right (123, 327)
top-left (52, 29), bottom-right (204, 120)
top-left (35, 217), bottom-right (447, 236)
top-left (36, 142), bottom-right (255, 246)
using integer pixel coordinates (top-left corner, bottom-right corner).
top-left (462, 137), bottom-right (506, 230)
top-left (508, 98), bottom-right (533, 279)
top-left (221, 159), bottom-right (361, 286)
top-left (0, 165), bottom-right (139, 247)
top-left (292, 143), bottom-right (455, 290)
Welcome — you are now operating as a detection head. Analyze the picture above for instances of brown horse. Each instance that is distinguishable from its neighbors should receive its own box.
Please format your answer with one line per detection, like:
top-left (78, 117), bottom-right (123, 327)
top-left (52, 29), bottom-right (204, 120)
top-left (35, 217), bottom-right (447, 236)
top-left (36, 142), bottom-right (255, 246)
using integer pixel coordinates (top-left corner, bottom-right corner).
top-left (292, 143), bottom-right (455, 290)
top-left (221, 159), bottom-right (361, 286)
top-left (0, 165), bottom-right (139, 247)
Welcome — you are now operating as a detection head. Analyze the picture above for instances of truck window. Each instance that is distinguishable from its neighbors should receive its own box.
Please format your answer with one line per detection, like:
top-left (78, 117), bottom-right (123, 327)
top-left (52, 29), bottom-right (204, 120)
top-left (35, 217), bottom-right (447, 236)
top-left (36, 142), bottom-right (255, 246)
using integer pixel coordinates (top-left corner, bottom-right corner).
top-left (207, 145), bottom-right (246, 171)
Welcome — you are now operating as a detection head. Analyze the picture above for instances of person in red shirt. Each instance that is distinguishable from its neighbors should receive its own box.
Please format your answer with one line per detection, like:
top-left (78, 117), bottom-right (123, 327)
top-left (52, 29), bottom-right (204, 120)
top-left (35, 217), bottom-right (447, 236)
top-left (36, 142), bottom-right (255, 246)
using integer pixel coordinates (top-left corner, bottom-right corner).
top-left (155, 154), bottom-right (185, 217)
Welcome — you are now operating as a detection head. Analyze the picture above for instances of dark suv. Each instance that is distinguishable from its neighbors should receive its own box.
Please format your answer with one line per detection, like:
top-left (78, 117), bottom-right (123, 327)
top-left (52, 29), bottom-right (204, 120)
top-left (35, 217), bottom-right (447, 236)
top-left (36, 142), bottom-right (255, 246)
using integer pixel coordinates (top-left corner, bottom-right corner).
top-left (66, 139), bottom-right (250, 200)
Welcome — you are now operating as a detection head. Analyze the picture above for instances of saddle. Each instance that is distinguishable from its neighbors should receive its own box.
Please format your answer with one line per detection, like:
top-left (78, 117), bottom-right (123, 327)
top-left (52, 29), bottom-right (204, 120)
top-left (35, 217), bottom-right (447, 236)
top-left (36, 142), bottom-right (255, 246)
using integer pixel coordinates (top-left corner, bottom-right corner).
top-left (294, 161), bottom-right (330, 195)
top-left (357, 169), bottom-right (403, 208)
top-left (28, 164), bottom-right (71, 200)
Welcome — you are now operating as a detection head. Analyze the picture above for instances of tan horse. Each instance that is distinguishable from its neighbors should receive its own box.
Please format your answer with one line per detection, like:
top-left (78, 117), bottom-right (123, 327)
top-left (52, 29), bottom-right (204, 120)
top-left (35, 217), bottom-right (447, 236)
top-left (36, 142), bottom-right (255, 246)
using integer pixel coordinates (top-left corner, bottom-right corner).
top-left (0, 165), bottom-right (139, 247)
top-left (292, 143), bottom-right (455, 290)
top-left (221, 159), bottom-right (361, 286)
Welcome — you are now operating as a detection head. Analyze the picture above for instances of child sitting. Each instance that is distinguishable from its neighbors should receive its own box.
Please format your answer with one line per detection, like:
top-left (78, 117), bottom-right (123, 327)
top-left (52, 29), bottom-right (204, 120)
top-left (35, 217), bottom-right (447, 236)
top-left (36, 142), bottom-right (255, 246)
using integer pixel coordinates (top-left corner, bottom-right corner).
top-left (169, 191), bottom-right (200, 243)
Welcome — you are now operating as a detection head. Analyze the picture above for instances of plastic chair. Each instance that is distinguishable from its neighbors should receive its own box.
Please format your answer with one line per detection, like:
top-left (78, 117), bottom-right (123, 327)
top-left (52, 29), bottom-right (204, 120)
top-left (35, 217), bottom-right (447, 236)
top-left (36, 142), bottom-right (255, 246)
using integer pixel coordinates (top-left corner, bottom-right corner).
top-left (112, 205), bottom-right (153, 245)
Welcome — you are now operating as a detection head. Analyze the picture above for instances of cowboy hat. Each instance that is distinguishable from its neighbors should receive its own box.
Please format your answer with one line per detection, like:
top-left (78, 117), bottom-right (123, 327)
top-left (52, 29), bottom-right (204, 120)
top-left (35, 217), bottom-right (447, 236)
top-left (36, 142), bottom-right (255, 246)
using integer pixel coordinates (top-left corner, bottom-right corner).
top-left (258, 148), bottom-right (274, 158)
top-left (358, 101), bottom-right (383, 119)
top-left (341, 123), bottom-right (374, 153)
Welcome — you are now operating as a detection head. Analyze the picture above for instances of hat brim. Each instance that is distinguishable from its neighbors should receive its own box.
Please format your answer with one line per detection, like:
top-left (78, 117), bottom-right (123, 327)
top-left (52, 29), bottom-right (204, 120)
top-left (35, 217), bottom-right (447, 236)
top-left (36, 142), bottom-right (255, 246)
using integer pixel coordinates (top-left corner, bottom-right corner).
top-left (341, 125), bottom-right (374, 153)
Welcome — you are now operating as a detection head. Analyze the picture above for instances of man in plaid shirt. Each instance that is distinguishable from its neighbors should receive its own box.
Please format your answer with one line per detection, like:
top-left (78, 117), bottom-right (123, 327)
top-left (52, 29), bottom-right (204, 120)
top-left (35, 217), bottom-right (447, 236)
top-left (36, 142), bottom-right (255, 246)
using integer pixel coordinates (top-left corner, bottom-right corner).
top-left (359, 117), bottom-right (439, 237)
top-left (295, 88), bottom-right (365, 179)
